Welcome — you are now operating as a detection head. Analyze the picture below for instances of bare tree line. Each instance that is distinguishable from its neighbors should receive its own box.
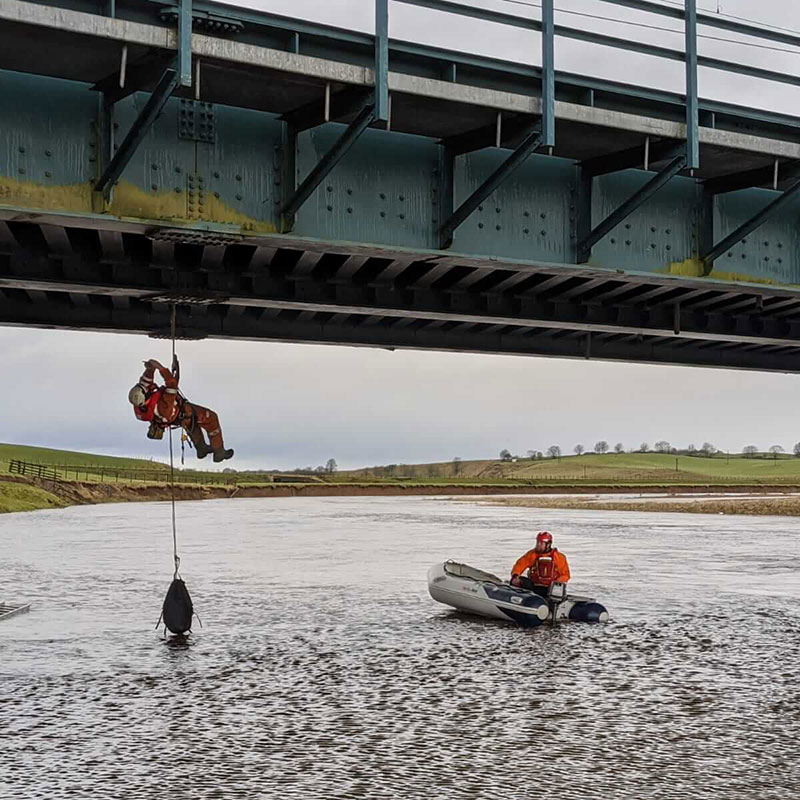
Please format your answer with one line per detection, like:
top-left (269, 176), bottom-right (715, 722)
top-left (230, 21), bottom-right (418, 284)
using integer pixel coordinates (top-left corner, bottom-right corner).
top-left (497, 441), bottom-right (800, 460)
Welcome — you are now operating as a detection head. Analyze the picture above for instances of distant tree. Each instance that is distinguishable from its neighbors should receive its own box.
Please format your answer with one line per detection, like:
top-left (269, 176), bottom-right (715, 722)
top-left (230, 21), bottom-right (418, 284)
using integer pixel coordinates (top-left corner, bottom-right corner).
top-left (535, 451), bottom-right (544, 460)
top-left (640, 443), bottom-right (649, 453)
top-left (385, 464), bottom-right (397, 477)
top-left (595, 440), bottom-right (609, 454)
top-left (742, 445), bottom-right (758, 458)
top-left (700, 442), bottom-right (716, 456)
top-left (314, 465), bottom-right (326, 473)
top-left (452, 457), bottom-right (462, 476)
top-left (527, 450), bottom-right (536, 460)
top-left (614, 442), bottom-right (624, 454)
top-left (769, 445), bottom-right (784, 460)
top-left (499, 449), bottom-right (512, 462)
top-left (655, 440), bottom-right (671, 453)
top-left (687, 443), bottom-right (697, 454)
top-left (427, 464), bottom-right (438, 478)
top-left (547, 445), bottom-right (562, 459)
top-left (794, 442), bottom-right (800, 457)
top-left (574, 444), bottom-right (585, 456)
top-left (326, 458), bottom-right (338, 473)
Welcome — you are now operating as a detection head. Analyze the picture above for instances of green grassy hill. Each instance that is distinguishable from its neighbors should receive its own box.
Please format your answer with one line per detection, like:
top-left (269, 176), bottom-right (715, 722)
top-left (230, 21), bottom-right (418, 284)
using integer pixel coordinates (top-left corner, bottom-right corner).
top-left (344, 452), bottom-right (800, 485)
top-left (0, 443), bottom-right (169, 473)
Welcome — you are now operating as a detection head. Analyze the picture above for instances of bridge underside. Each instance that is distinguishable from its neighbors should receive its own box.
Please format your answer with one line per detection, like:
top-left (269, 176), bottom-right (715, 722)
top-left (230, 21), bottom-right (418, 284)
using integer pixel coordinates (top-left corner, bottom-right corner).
top-left (2, 0), bottom-right (800, 371)
top-left (4, 219), bottom-right (800, 372)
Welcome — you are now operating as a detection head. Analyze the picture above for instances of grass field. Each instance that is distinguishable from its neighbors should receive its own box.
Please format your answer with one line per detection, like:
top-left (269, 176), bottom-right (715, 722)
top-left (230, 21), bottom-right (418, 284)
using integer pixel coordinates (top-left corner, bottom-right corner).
top-left (345, 451), bottom-right (800, 485)
top-left (0, 443), bottom-right (169, 475)
top-left (5, 442), bottom-right (800, 488)
top-left (0, 480), bottom-right (65, 513)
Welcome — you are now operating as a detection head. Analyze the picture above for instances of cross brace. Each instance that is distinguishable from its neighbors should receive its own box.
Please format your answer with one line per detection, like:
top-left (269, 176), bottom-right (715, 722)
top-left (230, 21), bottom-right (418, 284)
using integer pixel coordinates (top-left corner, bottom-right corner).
top-left (578, 154), bottom-right (687, 262)
top-left (281, 102), bottom-right (376, 231)
top-left (94, 68), bottom-right (179, 198)
top-left (702, 177), bottom-right (800, 266)
top-left (439, 125), bottom-right (543, 249)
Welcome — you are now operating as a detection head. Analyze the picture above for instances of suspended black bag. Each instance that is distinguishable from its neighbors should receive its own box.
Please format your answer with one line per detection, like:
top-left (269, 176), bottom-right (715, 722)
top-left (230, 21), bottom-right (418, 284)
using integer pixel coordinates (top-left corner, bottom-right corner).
top-left (162, 577), bottom-right (194, 634)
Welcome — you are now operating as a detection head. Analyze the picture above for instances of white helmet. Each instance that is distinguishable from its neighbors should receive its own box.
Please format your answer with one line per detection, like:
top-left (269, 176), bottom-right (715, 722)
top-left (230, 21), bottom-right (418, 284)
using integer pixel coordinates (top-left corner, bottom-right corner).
top-left (128, 385), bottom-right (146, 406)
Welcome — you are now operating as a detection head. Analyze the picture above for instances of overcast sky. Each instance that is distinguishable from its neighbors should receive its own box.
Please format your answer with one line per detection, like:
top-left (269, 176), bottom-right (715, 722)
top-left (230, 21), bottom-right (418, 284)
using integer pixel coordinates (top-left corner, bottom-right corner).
top-left (2, 0), bottom-right (799, 470)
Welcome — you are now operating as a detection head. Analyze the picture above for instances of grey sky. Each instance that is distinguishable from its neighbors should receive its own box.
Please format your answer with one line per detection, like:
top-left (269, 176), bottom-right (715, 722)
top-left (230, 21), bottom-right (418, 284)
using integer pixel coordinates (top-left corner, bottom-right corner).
top-left (2, 0), bottom-right (799, 470)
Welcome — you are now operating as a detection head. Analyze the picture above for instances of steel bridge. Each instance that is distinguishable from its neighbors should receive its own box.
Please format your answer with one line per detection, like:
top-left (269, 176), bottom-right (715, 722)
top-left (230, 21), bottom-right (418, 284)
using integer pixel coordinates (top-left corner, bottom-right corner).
top-left (2, 0), bottom-right (800, 371)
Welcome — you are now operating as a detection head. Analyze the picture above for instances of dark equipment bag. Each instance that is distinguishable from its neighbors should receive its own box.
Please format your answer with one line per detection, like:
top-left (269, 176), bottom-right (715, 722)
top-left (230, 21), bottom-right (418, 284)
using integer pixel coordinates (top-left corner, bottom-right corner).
top-left (162, 578), bottom-right (194, 634)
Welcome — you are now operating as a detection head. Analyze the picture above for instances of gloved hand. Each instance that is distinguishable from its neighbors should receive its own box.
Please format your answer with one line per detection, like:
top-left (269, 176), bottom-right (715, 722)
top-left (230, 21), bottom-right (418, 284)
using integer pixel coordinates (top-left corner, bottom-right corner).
top-left (145, 359), bottom-right (164, 370)
top-left (510, 575), bottom-right (521, 587)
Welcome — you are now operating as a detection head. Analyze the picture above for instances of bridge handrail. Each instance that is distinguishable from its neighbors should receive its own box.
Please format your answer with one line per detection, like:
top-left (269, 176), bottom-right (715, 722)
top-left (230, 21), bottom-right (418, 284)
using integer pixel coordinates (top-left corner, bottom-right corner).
top-left (388, 0), bottom-right (800, 171)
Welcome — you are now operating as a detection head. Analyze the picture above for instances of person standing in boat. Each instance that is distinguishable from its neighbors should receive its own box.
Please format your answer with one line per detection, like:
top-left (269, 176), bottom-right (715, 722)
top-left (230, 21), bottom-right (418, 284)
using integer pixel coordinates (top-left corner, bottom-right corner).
top-left (510, 531), bottom-right (570, 598)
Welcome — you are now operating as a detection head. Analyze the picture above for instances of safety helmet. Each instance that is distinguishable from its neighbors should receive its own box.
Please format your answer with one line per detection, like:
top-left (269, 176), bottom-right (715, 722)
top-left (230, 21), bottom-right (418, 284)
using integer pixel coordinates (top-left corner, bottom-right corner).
top-left (128, 385), bottom-right (146, 406)
top-left (536, 531), bottom-right (553, 550)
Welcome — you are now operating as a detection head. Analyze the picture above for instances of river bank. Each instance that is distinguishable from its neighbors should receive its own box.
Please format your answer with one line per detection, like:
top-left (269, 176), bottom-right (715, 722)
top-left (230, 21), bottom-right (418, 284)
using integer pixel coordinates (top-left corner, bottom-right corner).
top-left (5, 473), bottom-right (800, 514)
top-left (476, 492), bottom-right (800, 517)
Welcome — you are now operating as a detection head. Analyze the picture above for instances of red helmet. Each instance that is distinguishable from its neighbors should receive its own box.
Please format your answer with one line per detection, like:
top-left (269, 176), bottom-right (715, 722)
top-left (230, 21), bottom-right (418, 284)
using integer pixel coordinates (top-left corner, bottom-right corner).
top-left (536, 531), bottom-right (553, 549)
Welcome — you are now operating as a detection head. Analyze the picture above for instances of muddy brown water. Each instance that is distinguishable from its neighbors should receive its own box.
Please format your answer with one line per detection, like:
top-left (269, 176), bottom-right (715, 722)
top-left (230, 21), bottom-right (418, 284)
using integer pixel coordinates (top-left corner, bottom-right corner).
top-left (2, 496), bottom-right (800, 799)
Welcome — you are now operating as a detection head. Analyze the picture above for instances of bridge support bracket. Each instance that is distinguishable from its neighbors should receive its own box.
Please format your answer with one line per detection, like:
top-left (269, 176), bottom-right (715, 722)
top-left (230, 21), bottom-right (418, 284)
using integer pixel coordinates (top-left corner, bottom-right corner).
top-left (280, 102), bottom-right (376, 232)
top-left (577, 154), bottom-right (687, 263)
top-left (438, 126), bottom-right (543, 249)
top-left (93, 68), bottom-right (179, 198)
top-left (701, 177), bottom-right (800, 271)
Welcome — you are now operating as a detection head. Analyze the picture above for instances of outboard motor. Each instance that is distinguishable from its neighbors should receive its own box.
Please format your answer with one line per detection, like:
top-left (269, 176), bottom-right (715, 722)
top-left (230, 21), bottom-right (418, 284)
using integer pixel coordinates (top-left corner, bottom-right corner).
top-left (162, 578), bottom-right (194, 634)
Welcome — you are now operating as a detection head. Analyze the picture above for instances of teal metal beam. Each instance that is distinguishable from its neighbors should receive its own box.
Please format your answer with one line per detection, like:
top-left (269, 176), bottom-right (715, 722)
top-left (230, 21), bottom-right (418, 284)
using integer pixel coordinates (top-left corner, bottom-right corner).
top-left (705, 161), bottom-right (800, 195)
top-left (281, 103), bottom-right (376, 230)
top-left (582, 139), bottom-right (684, 178)
top-left (93, 68), bottom-right (179, 198)
top-left (702, 178), bottom-right (800, 266)
top-left (578, 154), bottom-right (688, 262)
top-left (178, 0), bottom-right (192, 88)
top-left (439, 126), bottom-right (543, 249)
top-left (375, 0), bottom-right (389, 124)
top-left (685, 0), bottom-right (699, 171)
top-left (541, 0), bottom-right (555, 149)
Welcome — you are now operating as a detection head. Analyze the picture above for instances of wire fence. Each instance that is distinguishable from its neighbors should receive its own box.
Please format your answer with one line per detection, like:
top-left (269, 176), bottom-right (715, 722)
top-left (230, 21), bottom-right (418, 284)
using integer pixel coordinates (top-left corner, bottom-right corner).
top-left (3, 459), bottom-right (324, 487)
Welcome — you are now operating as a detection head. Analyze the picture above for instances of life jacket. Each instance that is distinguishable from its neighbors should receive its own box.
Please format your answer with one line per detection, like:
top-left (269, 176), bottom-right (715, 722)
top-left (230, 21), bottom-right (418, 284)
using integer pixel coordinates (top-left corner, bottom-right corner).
top-left (134, 386), bottom-right (180, 426)
top-left (528, 551), bottom-right (557, 586)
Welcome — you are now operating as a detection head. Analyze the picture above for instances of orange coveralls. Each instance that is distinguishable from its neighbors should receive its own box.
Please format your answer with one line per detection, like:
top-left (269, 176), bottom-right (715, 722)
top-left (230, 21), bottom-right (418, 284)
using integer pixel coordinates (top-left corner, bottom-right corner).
top-left (135, 362), bottom-right (227, 453)
top-left (511, 548), bottom-right (571, 587)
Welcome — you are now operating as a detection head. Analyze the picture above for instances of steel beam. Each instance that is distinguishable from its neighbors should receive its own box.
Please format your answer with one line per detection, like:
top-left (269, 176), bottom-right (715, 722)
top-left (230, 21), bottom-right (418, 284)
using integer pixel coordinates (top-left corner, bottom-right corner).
top-left (702, 178), bottom-right (800, 266)
top-left (178, 0), bottom-right (193, 88)
top-left (280, 87), bottom-right (373, 134)
top-left (374, 0), bottom-right (389, 124)
top-left (582, 139), bottom-right (684, 178)
top-left (704, 161), bottom-right (800, 195)
top-left (684, 0), bottom-right (699, 172)
top-left (440, 115), bottom-right (533, 157)
top-left (439, 127), bottom-right (543, 249)
top-left (281, 103), bottom-right (376, 231)
top-left (91, 51), bottom-right (176, 104)
top-left (541, 0), bottom-right (555, 150)
top-left (93, 68), bottom-right (180, 198)
top-left (578, 154), bottom-right (687, 262)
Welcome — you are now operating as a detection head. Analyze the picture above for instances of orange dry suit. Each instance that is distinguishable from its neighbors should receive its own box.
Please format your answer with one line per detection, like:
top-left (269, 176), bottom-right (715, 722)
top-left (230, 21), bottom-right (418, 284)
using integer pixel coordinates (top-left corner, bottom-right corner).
top-left (134, 362), bottom-right (227, 456)
top-left (511, 548), bottom-right (570, 587)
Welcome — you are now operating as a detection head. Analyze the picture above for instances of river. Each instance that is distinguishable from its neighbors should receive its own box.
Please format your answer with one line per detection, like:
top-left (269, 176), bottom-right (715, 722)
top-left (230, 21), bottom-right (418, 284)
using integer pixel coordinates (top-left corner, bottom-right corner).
top-left (2, 496), bottom-right (800, 799)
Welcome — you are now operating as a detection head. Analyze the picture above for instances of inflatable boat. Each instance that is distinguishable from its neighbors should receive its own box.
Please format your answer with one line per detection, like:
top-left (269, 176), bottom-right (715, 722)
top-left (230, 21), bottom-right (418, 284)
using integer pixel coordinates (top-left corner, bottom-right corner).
top-left (427, 561), bottom-right (608, 627)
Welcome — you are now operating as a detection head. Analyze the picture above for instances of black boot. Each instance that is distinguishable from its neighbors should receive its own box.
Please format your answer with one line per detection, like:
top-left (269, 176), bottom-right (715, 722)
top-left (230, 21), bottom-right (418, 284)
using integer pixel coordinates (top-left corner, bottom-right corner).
top-left (195, 441), bottom-right (212, 459)
top-left (187, 425), bottom-right (211, 459)
top-left (213, 448), bottom-right (234, 463)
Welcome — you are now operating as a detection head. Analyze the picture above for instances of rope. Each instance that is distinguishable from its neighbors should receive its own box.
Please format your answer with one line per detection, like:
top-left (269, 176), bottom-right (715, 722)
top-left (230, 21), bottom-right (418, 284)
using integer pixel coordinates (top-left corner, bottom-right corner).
top-left (169, 304), bottom-right (180, 580)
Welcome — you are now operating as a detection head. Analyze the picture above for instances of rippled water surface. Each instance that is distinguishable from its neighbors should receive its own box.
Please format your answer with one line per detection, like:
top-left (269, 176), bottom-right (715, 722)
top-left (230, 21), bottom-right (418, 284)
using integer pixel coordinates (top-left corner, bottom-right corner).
top-left (3, 497), bottom-right (800, 799)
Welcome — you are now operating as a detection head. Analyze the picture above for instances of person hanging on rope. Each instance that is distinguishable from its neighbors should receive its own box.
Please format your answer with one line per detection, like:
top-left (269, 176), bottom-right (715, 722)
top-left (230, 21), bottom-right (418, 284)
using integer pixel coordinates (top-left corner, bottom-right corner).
top-left (128, 358), bottom-right (234, 463)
